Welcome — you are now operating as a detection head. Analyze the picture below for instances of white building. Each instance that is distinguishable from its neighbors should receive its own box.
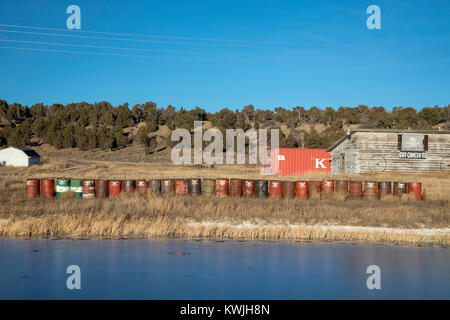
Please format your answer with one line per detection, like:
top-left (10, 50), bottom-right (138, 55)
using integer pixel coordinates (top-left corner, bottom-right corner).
top-left (0, 146), bottom-right (41, 167)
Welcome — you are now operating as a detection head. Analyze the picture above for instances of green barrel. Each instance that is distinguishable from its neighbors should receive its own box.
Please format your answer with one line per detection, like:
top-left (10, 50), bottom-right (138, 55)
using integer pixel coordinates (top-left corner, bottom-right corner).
top-left (201, 179), bottom-right (216, 197)
top-left (70, 179), bottom-right (83, 198)
top-left (255, 180), bottom-right (269, 199)
top-left (55, 178), bottom-right (70, 198)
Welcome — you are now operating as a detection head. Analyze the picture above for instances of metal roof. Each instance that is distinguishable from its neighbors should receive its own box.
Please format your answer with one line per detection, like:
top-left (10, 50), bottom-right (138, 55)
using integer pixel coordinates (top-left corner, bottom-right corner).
top-left (12, 146), bottom-right (41, 158)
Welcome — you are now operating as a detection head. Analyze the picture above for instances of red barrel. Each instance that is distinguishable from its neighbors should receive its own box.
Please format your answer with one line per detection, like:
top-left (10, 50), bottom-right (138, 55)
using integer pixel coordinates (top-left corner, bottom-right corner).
top-left (307, 181), bottom-right (321, 199)
top-left (136, 179), bottom-right (148, 196)
top-left (161, 179), bottom-right (175, 196)
top-left (268, 181), bottom-right (282, 199)
top-left (188, 179), bottom-right (201, 196)
top-left (393, 182), bottom-right (408, 197)
top-left (282, 181), bottom-right (296, 199)
top-left (408, 182), bottom-right (422, 200)
top-left (335, 180), bottom-right (348, 194)
top-left (40, 179), bottom-right (54, 198)
top-left (378, 182), bottom-right (391, 199)
top-left (25, 179), bottom-right (39, 198)
top-left (175, 179), bottom-right (188, 196)
top-left (109, 180), bottom-right (122, 198)
top-left (242, 179), bottom-right (255, 198)
top-left (321, 180), bottom-right (335, 196)
top-left (95, 180), bottom-right (109, 198)
top-left (295, 181), bottom-right (308, 200)
top-left (348, 181), bottom-right (363, 199)
top-left (216, 178), bottom-right (229, 198)
top-left (82, 179), bottom-right (95, 199)
top-left (363, 181), bottom-right (378, 200)
top-left (229, 179), bottom-right (243, 197)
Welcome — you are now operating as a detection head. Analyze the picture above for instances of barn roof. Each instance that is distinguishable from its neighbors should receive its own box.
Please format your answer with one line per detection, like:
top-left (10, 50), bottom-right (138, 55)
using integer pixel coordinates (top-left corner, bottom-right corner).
top-left (13, 147), bottom-right (41, 158)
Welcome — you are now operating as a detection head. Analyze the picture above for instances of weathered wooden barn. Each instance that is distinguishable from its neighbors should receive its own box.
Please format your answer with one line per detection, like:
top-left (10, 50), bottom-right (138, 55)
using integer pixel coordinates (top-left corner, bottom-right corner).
top-left (326, 129), bottom-right (450, 174)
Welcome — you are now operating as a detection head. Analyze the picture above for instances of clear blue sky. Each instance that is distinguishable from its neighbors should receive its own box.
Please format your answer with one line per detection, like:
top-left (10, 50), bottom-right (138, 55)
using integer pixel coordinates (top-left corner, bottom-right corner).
top-left (0, 0), bottom-right (448, 112)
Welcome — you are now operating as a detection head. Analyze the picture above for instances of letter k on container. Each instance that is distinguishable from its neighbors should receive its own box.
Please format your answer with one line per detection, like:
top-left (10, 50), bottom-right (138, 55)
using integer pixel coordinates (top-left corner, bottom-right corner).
top-left (265, 148), bottom-right (331, 176)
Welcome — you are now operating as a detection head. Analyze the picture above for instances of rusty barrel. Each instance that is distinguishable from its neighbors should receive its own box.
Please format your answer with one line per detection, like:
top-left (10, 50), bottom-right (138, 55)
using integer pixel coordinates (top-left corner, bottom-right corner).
top-left (122, 180), bottom-right (136, 193)
top-left (378, 182), bottom-right (391, 199)
top-left (393, 182), bottom-right (408, 197)
top-left (307, 181), bottom-right (322, 199)
top-left (348, 181), bottom-right (363, 199)
top-left (188, 178), bottom-right (201, 196)
top-left (161, 179), bottom-right (175, 196)
top-left (40, 179), bottom-right (54, 198)
top-left (363, 181), bottom-right (378, 200)
top-left (70, 179), bottom-right (83, 198)
top-left (295, 181), bottom-right (308, 199)
top-left (25, 179), bottom-right (39, 198)
top-left (82, 179), bottom-right (95, 199)
top-left (201, 179), bottom-right (216, 197)
top-left (268, 181), bottom-right (282, 199)
top-left (109, 180), bottom-right (122, 198)
top-left (136, 179), bottom-right (148, 196)
top-left (148, 179), bottom-right (161, 196)
top-left (255, 180), bottom-right (269, 199)
top-left (408, 182), bottom-right (422, 200)
top-left (282, 181), bottom-right (296, 199)
top-left (95, 180), bottom-right (109, 198)
top-left (321, 180), bottom-right (335, 197)
top-left (55, 178), bottom-right (70, 198)
top-left (335, 180), bottom-right (348, 194)
top-left (229, 179), bottom-right (243, 197)
top-left (242, 179), bottom-right (255, 198)
top-left (216, 178), bottom-right (229, 198)
top-left (175, 179), bottom-right (188, 196)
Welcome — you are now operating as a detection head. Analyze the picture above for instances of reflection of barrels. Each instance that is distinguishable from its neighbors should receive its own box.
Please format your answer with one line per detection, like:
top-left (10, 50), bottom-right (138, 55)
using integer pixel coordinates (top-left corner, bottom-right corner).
top-left (175, 179), bottom-right (188, 196)
top-left (70, 179), bottom-right (83, 198)
top-left (363, 181), bottom-right (378, 200)
top-left (82, 179), bottom-right (95, 199)
top-left (55, 178), bottom-right (70, 198)
top-left (242, 179), bottom-right (255, 198)
top-left (95, 180), bottom-right (109, 198)
top-left (268, 181), bottom-right (282, 199)
top-left (282, 181), bottom-right (296, 199)
top-left (148, 179), bottom-right (161, 196)
top-left (335, 180), bottom-right (348, 194)
top-left (393, 182), bottom-right (407, 197)
top-left (378, 182), bottom-right (391, 199)
top-left (321, 180), bottom-right (335, 197)
top-left (348, 181), bottom-right (363, 199)
top-left (255, 180), bottom-right (269, 199)
top-left (188, 179), bottom-right (201, 196)
top-left (295, 181), bottom-right (308, 199)
top-left (201, 179), bottom-right (216, 197)
top-left (123, 180), bottom-right (136, 193)
top-left (109, 180), bottom-right (122, 198)
top-left (307, 181), bottom-right (322, 199)
top-left (408, 182), bottom-right (422, 200)
top-left (216, 178), bottom-right (229, 198)
top-left (229, 179), bottom-right (243, 197)
top-left (136, 179), bottom-right (148, 196)
top-left (40, 179), bottom-right (54, 198)
top-left (161, 179), bottom-right (175, 196)
top-left (25, 179), bottom-right (39, 198)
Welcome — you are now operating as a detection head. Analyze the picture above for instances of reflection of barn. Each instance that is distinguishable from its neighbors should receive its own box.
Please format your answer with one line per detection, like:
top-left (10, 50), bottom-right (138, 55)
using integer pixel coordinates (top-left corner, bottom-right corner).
top-left (326, 129), bottom-right (450, 174)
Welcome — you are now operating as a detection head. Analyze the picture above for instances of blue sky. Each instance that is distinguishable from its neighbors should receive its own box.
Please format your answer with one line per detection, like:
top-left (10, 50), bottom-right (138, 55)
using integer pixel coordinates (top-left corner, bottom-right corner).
top-left (0, 0), bottom-right (448, 112)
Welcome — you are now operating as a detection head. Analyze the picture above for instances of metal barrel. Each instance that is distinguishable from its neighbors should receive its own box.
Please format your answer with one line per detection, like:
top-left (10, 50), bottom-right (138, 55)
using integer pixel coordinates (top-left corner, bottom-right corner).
top-left (216, 178), bottom-right (229, 198)
top-left (175, 179), bottom-right (189, 196)
top-left (122, 180), bottom-right (136, 193)
top-left (161, 179), bottom-right (175, 196)
top-left (109, 180), bottom-right (122, 198)
top-left (307, 181), bottom-right (322, 199)
top-left (201, 179), bottom-right (216, 197)
top-left (82, 179), bottom-right (95, 199)
top-left (255, 180), bottom-right (269, 199)
top-left (242, 179), bottom-right (255, 198)
top-left (55, 178), bottom-right (70, 198)
top-left (95, 180), bottom-right (109, 198)
top-left (188, 178), bottom-right (201, 196)
top-left (25, 179), bottom-right (39, 198)
top-left (378, 182), bottom-right (391, 199)
top-left (393, 182), bottom-right (408, 197)
top-left (321, 180), bottom-right (335, 197)
top-left (40, 179), bottom-right (54, 198)
top-left (148, 179), bottom-right (161, 196)
top-left (407, 182), bottom-right (422, 200)
top-left (268, 181), bottom-right (282, 199)
top-left (295, 181), bottom-right (308, 199)
top-left (70, 179), bottom-right (83, 198)
top-left (348, 181), bottom-right (363, 199)
top-left (363, 181), bottom-right (378, 200)
top-left (136, 179), bottom-right (148, 196)
top-left (335, 180), bottom-right (348, 194)
top-left (282, 181), bottom-right (296, 199)
top-left (229, 178), bottom-right (243, 197)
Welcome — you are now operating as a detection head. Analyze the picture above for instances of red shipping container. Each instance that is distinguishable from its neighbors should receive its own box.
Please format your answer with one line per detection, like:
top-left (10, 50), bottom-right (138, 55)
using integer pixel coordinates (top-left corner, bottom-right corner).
top-left (265, 148), bottom-right (331, 176)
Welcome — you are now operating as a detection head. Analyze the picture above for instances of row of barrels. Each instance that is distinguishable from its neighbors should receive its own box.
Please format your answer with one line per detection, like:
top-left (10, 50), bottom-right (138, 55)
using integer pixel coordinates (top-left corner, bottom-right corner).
top-left (25, 178), bottom-right (423, 200)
